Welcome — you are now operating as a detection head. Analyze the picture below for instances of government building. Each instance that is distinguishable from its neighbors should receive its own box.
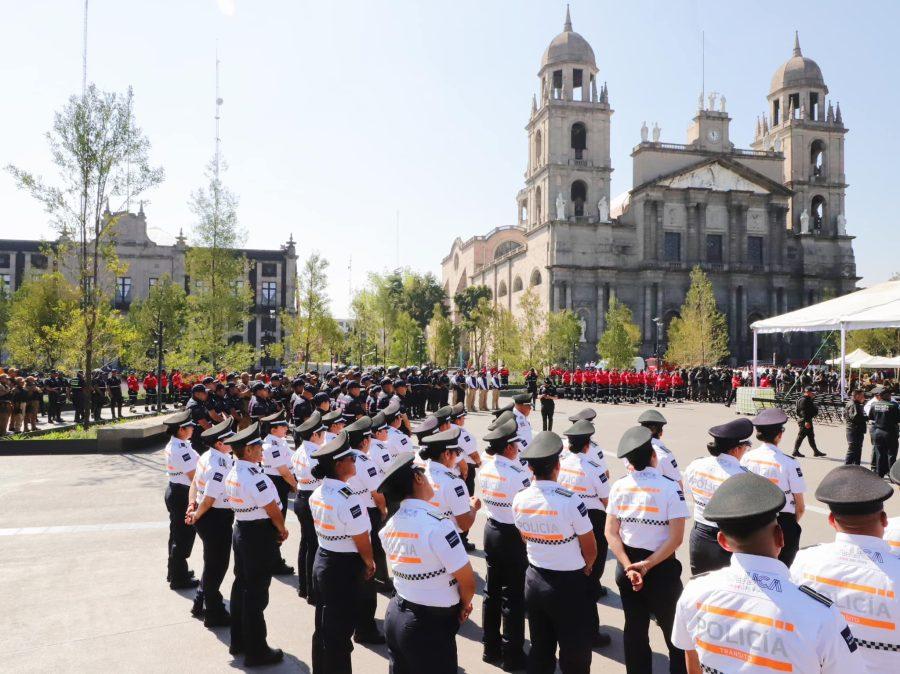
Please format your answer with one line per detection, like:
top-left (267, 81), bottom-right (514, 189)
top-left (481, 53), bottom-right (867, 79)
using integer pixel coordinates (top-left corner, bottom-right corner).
top-left (441, 9), bottom-right (857, 365)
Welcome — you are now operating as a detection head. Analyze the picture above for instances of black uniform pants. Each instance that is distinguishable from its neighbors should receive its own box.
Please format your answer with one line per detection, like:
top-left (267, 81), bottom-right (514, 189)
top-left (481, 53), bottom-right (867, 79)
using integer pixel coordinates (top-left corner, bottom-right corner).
top-left (844, 429), bottom-right (865, 466)
top-left (460, 465), bottom-right (476, 548)
top-left (524, 565), bottom-right (593, 674)
top-left (194, 507), bottom-right (234, 611)
top-left (689, 522), bottom-right (730, 575)
top-left (368, 506), bottom-right (389, 585)
top-left (269, 474), bottom-right (291, 567)
top-left (293, 490), bottom-right (318, 597)
top-left (312, 549), bottom-right (364, 674)
top-left (615, 546), bottom-right (685, 674)
top-left (385, 595), bottom-right (460, 674)
top-left (230, 519), bottom-right (279, 658)
top-left (109, 393), bottom-right (123, 418)
top-left (777, 512), bottom-right (802, 567)
top-left (47, 395), bottom-right (62, 422)
top-left (872, 429), bottom-right (899, 477)
top-left (482, 519), bottom-right (527, 656)
top-left (164, 483), bottom-right (196, 583)
top-left (794, 422), bottom-right (819, 453)
top-left (586, 509), bottom-right (608, 635)
top-left (540, 402), bottom-right (554, 431)
top-left (91, 395), bottom-right (104, 421)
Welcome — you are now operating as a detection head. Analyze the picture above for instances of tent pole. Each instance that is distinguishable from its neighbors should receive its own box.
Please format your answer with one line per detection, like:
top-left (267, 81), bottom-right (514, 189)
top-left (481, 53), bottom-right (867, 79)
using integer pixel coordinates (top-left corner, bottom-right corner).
top-left (839, 324), bottom-right (847, 398)
top-left (752, 330), bottom-right (758, 386)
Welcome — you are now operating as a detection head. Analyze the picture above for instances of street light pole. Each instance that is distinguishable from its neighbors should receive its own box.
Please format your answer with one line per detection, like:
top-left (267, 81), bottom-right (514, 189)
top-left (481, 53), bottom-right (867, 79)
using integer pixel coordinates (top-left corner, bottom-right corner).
top-left (154, 317), bottom-right (163, 414)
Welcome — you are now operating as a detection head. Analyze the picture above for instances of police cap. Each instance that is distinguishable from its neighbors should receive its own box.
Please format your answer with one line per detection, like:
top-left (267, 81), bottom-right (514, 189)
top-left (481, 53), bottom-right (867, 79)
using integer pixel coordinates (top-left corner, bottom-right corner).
top-left (704, 472), bottom-right (785, 529)
top-left (345, 415), bottom-right (372, 444)
top-left (313, 392), bottom-right (330, 405)
top-left (162, 409), bottom-right (194, 428)
top-left (567, 408), bottom-right (596, 422)
top-left (394, 379), bottom-right (407, 388)
top-left (871, 385), bottom-right (886, 396)
top-left (751, 408), bottom-right (788, 427)
top-left (434, 405), bottom-right (454, 423)
top-left (311, 431), bottom-right (354, 460)
top-left (616, 426), bottom-right (653, 459)
top-left (376, 452), bottom-right (418, 495)
top-left (521, 431), bottom-right (563, 461)
top-left (420, 426), bottom-right (461, 452)
top-left (191, 383), bottom-right (206, 394)
top-left (382, 400), bottom-right (401, 419)
top-left (371, 411), bottom-right (388, 432)
top-left (251, 382), bottom-right (266, 392)
top-left (488, 410), bottom-right (515, 431)
top-left (708, 418), bottom-right (754, 442)
top-left (563, 419), bottom-right (594, 439)
top-left (411, 415), bottom-right (439, 441)
top-left (493, 400), bottom-right (514, 417)
top-left (450, 402), bottom-right (466, 420)
top-left (512, 393), bottom-right (532, 405)
top-left (223, 422), bottom-right (262, 449)
top-left (292, 378), bottom-right (304, 388)
top-left (380, 377), bottom-right (392, 387)
top-left (815, 465), bottom-right (894, 516)
top-left (261, 410), bottom-right (288, 427)
top-left (322, 409), bottom-right (343, 425)
top-left (347, 380), bottom-right (361, 390)
top-left (637, 409), bottom-right (667, 426)
top-left (483, 418), bottom-right (518, 446)
top-left (202, 376), bottom-right (215, 384)
top-left (201, 417), bottom-right (234, 444)
top-left (304, 384), bottom-right (317, 394)
top-left (296, 410), bottom-right (325, 435)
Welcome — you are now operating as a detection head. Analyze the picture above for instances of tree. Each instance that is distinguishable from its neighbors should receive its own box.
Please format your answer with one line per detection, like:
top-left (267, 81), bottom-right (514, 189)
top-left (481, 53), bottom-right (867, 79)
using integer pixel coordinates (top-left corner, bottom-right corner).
top-left (468, 297), bottom-right (496, 367)
top-left (847, 329), bottom-right (900, 357)
top-left (399, 271), bottom-right (446, 327)
top-left (666, 266), bottom-right (730, 366)
top-left (8, 85), bottom-right (164, 379)
top-left (454, 285), bottom-right (492, 322)
top-left (284, 252), bottom-right (332, 371)
top-left (6, 272), bottom-right (79, 370)
top-left (487, 306), bottom-right (522, 370)
top-left (597, 298), bottom-right (641, 369)
top-left (427, 303), bottom-right (457, 367)
top-left (544, 310), bottom-right (582, 369)
top-left (389, 311), bottom-right (424, 365)
top-left (126, 275), bottom-right (187, 372)
top-left (518, 288), bottom-right (546, 368)
top-left (181, 158), bottom-right (254, 371)
top-left (0, 284), bottom-right (11, 357)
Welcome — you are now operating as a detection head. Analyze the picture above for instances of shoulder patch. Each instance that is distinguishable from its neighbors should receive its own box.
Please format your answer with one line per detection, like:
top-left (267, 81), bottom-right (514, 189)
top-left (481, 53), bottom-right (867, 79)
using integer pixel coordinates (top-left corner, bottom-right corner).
top-left (576, 501), bottom-right (588, 516)
top-left (555, 487), bottom-right (574, 497)
top-left (249, 466), bottom-right (259, 474)
top-left (272, 450), bottom-right (281, 458)
top-left (255, 480), bottom-right (267, 492)
top-left (444, 530), bottom-right (461, 548)
top-left (338, 486), bottom-right (352, 498)
top-left (840, 625), bottom-right (858, 653)
top-left (213, 472), bottom-right (223, 482)
top-left (796, 466), bottom-right (803, 478)
top-left (400, 438), bottom-right (408, 445)
top-left (427, 511), bottom-right (447, 521)
top-left (382, 454), bottom-right (390, 463)
top-left (358, 453), bottom-right (369, 462)
top-left (367, 466), bottom-right (377, 477)
top-left (599, 473), bottom-right (609, 483)
top-left (349, 504), bottom-right (362, 518)
top-left (798, 584), bottom-right (833, 607)
top-left (454, 485), bottom-right (466, 497)
top-left (181, 453), bottom-right (190, 461)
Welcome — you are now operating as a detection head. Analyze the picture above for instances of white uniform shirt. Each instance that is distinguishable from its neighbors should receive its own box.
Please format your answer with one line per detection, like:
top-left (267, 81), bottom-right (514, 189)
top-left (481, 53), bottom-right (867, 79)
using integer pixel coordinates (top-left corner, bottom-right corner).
top-left (886, 517), bottom-right (900, 557)
top-left (513, 408), bottom-right (532, 449)
top-left (379, 498), bottom-right (469, 607)
top-left (310, 477), bottom-right (370, 552)
top-left (290, 439), bottom-right (321, 492)
top-left (224, 459), bottom-right (281, 521)
top-left (370, 438), bottom-right (394, 471)
top-left (683, 453), bottom-right (746, 526)
top-left (741, 443), bottom-right (806, 515)
top-left (425, 460), bottom-right (471, 529)
top-left (607, 466), bottom-right (689, 551)
top-left (673, 552), bottom-right (862, 674)
top-left (261, 434), bottom-right (292, 477)
top-left (479, 454), bottom-right (532, 524)
top-left (164, 437), bottom-right (199, 486)
top-left (346, 449), bottom-right (384, 510)
top-left (621, 438), bottom-right (682, 483)
top-left (512, 480), bottom-right (592, 571)
top-left (587, 440), bottom-right (609, 474)
top-left (386, 425), bottom-right (411, 457)
top-left (558, 451), bottom-right (611, 512)
top-left (457, 426), bottom-right (478, 465)
top-left (194, 448), bottom-right (233, 509)
top-left (792, 533), bottom-right (900, 672)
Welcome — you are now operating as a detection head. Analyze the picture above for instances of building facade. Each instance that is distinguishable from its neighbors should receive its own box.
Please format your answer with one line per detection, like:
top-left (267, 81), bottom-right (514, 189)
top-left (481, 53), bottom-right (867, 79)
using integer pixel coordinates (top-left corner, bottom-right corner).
top-left (0, 205), bottom-right (297, 367)
top-left (442, 11), bottom-right (857, 365)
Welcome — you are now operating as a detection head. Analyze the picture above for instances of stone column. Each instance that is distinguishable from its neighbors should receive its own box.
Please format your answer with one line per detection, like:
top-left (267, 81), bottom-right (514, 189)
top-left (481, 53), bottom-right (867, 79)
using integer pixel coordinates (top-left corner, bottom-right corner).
top-left (729, 286), bottom-right (737, 343)
top-left (697, 202), bottom-right (707, 262)
top-left (565, 283), bottom-right (572, 309)
top-left (770, 288), bottom-right (778, 316)
top-left (655, 202), bottom-right (665, 261)
top-left (643, 201), bottom-right (655, 261)
top-left (685, 200), bottom-right (697, 264)
top-left (656, 284), bottom-right (663, 321)
top-left (596, 285), bottom-right (606, 336)
top-left (644, 285), bottom-right (652, 340)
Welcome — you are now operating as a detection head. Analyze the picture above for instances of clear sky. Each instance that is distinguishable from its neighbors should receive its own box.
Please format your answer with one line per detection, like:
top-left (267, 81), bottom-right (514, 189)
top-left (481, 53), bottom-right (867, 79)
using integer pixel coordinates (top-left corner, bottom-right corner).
top-left (2, 1), bottom-right (897, 316)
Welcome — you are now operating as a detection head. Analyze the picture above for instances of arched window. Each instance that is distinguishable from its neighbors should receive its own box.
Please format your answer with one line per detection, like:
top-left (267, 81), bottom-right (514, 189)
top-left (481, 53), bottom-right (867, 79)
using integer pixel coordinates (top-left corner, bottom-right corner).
top-left (570, 180), bottom-right (587, 217)
top-left (512, 276), bottom-right (523, 292)
top-left (535, 186), bottom-right (542, 223)
top-left (497, 280), bottom-right (508, 297)
top-left (530, 269), bottom-right (542, 286)
top-left (571, 122), bottom-right (587, 160)
top-left (811, 195), bottom-right (826, 234)
top-left (494, 241), bottom-right (523, 260)
top-left (534, 130), bottom-right (543, 166)
top-left (810, 140), bottom-right (826, 178)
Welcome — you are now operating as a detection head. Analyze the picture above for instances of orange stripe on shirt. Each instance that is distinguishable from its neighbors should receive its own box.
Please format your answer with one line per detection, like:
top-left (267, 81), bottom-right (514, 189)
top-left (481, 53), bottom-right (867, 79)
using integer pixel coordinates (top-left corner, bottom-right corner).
top-left (310, 499), bottom-right (333, 511)
top-left (690, 486), bottom-right (714, 498)
top-left (481, 489), bottom-right (509, 498)
top-left (747, 459), bottom-right (782, 469)
top-left (696, 603), bottom-right (794, 632)
top-left (695, 639), bottom-right (792, 672)
top-left (841, 611), bottom-right (896, 631)
top-left (382, 531), bottom-right (419, 539)
top-left (559, 468), bottom-right (585, 477)
top-left (522, 532), bottom-right (564, 541)
top-left (619, 505), bottom-right (660, 514)
top-left (695, 471), bottom-right (726, 483)
top-left (313, 519), bottom-right (335, 531)
top-left (480, 472), bottom-right (507, 481)
top-left (514, 508), bottom-right (558, 516)
top-left (388, 554), bottom-right (422, 564)
top-left (803, 573), bottom-right (895, 598)
top-left (623, 487), bottom-right (661, 493)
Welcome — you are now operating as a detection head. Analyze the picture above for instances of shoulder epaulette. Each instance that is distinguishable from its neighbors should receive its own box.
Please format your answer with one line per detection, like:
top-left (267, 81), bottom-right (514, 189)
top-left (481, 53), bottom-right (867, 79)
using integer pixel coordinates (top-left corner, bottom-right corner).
top-left (798, 584), bottom-right (833, 607)
top-left (690, 571), bottom-right (711, 580)
top-left (554, 487), bottom-right (574, 497)
top-left (249, 466), bottom-right (259, 474)
top-left (509, 463), bottom-right (523, 473)
top-left (427, 511), bottom-right (447, 521)
top-left (358, 453), bottom-right (369, 462)
top-left (662, 475), bottom-right (676, 482)
top-left (587, 460), bottom-right (600, 469)
top-left (338, 486), bottom-right (352, 498)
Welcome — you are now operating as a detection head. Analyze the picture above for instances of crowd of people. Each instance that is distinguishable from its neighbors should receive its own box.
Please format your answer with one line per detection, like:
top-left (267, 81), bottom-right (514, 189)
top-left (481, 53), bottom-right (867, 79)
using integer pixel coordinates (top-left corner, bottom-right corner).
top-left (161, 363), bottom-right (900, 673)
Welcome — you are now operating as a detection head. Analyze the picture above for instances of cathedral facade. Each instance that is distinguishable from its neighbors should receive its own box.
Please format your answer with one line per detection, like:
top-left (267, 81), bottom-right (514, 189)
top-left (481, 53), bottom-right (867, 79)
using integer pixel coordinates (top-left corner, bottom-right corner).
top-left (441, 10), bottom-right (857, 365)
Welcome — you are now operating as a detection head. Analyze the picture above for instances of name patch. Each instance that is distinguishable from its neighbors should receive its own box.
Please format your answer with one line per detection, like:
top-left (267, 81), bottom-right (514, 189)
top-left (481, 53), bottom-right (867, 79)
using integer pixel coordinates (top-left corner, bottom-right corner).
top-left (213, 473), bottom-right (223, 482)
top-left (454, 485), bottom-right (465, 497)
top-left (577, 501), bottom-right (588, 516)
top-left (256, 480), bottom-right (267, 492)
top-left (349, 504), bottom-right (362, 519)
top-left (445, 531), bottom-right (460, 548)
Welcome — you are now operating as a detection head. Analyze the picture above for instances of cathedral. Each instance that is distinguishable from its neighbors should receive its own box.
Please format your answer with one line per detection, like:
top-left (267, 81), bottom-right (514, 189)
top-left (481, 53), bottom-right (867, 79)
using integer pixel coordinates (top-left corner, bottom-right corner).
top-left (441, 9), bottom-right (858, 365)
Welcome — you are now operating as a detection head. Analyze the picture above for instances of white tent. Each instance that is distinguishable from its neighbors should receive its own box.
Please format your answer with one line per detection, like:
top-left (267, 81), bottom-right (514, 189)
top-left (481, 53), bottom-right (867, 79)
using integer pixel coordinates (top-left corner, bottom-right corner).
top-left (825, 348), bottom-right (871, 366)
top-left (750, 280), bottom-right (900, 397)
top-left (854, 355), bottom-right (900, 369)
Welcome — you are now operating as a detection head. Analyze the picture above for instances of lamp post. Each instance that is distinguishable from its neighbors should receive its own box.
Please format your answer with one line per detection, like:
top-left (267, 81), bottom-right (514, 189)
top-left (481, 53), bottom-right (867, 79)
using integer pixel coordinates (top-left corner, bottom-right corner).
top-left (653, 316), bottom-right (664, 362)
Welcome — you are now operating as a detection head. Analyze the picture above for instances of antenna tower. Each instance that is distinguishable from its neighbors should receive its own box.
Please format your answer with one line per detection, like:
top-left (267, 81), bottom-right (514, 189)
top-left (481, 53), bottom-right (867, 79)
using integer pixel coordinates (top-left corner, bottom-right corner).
top-left (82, 0), bottom-right (89, 97)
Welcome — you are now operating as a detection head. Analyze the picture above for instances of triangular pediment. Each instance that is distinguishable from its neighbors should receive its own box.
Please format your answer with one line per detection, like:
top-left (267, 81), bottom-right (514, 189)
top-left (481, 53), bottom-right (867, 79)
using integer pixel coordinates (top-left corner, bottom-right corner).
top-left (658, 161), bottom-right (773, 194)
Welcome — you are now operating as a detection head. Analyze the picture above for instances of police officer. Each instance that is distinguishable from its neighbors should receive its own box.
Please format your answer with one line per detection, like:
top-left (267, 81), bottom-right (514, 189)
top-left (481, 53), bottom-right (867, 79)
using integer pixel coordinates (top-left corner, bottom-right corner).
top-left (605, 426), bottom-right (689, 674)
top-left (560, 419), bottom-right (612, 648)
top-left (628, 409), bottom-right (683, 487)
top-left (369, 412), bottom-right (395, 471)
top-left (309, 431), bottom-right (375, 674)
top-left (377, 454), bottom-right (478, 674)
top-left (291, 411), bottom-right (325, 602)
top-left (420, 426), bottom-right (480, 536)
top-left (869, 386), bottom-right (900, 477)
top-left (682, 418), bottom-right (754, 574)
top-left (742, 408), bottom-right (807, 565)
top-left (794, 385), bottom-right (826, 457)
top-left (513, 431), bottom-right (596, 674)
top-left (888, 461), bottom-right (900, 556)
top-left (223, 422), bottom-right (287, 667)
top-left (162, 410), bottom-right (200, 589)
top-left (322, 408), bottom-right (345, 444)
top-left (511, 393), bottom-right (533, 450)
top-left (538, 378), bottom-right (557, 431)
top-left (186, 417), bottom-right (235, 626)
top-left (672, 472), bottom-right (862, 673)
top-left (186, 384), bottom-right (213, 452)
top-left (792, 465), bottom-right (900, 673)
top-left (107, 369), bottom-right (124, 419)
top-left (845, 388), bottom-right (868, 465)
top-left (384, 401), bottom-right (411, 457)
top-left (248, 382), bottom-right (277, 423)
top-left (479, 418), bottom-right (530, 670)
top-left (261, 411), bottom-right (297, 576)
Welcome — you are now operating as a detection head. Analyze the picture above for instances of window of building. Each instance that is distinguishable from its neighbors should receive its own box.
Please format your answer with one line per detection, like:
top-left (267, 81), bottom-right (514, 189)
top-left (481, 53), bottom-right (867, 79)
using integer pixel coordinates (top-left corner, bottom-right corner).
top-left (772, 99), bottom-right (780, 126)
top-left (706, 234), bottom-right (723, 263)
top-left (747, 236), bottom-right (764, 265)
top-left (786, 246), bottom-right (797, 261)
top-left (572, 68), bottom-right (584, 100)
top-left (512, 276), bottom-right (523, 292)
top-left (0, 254), bottom-right (9, 268)
top-left (530, 269), bottom-right (542, 286)
top-left (494, 241), bottom-right (523, 260)
top-left (31, 253), bottom-right (48, 270)
top-left (149, 277), bottom-right (158, 289)
top-left (0, 274), bottom-right (10, 292)
top-left (552, 69), bottom-right (563, 98)
top-left (534, 130), bottom-right (542, 166)
top-left (261, 315), bottom-right (277, 333)
top-left (809, 92), bottom-right (820, 120)
top-left (497, 281), bottom-right (507, 297)
top-left (811, 195), bottom-right (826, 233)
top-left (570, 122), bottom-right (587, 160)
top-left (663, 232), bottom-right (681, 262)
top-left (810, 140), bottom-right (825, 177)
top-left (788, 93), bottom-right (800, 118)
top-left (261, 281), bottom-right (277, 307)
top-left (116, 276), bottom-right (132, 303)
top-left (261, 262), bottom-right (277, 277)
top-left (535, 186), bottom-right (542, 223)
top-left (570, 180), bottom-right (587, 217)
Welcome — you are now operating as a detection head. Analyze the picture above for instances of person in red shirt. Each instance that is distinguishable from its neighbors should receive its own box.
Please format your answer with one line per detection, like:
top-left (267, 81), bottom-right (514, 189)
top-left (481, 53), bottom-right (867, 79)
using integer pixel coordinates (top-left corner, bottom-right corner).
top-left (142, 372), bottom-right (158, 412)
top-left (127, 373), bottom-right (139, 411)
top-left (171, 370), bottom-right (183, 406)
top-left (607, 369), bottom-right (619, 404)
top-left (159, 371), bottom-right (169, 409)
top-left (561, 369), bottom-right (571, 398)
top-left (596, 369), bottom-right (609, 403)
top-left (573, 368), bottom-right (584, 400)
top-left (671, 370), bottom-right (685, 402)
top-left (654, 370), bottom-right (671, 407)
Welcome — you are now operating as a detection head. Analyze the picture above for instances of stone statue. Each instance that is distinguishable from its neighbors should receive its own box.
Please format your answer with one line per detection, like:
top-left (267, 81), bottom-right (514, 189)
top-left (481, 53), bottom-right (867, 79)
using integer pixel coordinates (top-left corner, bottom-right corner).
top-left (799, 208), bottom-right (810, 234)
top-left (836, 212), bottom-right (847, 236)
top-left (708, 91), bottom-right (717, 111)
top-left (651, 123), bottom-right (660, 142)
top-left (579, 316), bottom-right (587, 343)
top-left (598, 196), bottom-right (609, 222)
top-left (719, 95), bottom-right (727, 112)
top-left (556, 192), bottom-right (566, 220)
top-left (640, 121), bottom-right (648, 142)
top-left (698, 92), bottom-right (704, 110)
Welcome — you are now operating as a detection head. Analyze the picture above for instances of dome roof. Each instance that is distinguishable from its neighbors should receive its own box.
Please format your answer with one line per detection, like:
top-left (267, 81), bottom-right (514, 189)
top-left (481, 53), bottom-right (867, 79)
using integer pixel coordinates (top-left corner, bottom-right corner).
top-left (770, 32), bottom-right (826, 93)
top-left (541, 7), bottom-right (596, 70)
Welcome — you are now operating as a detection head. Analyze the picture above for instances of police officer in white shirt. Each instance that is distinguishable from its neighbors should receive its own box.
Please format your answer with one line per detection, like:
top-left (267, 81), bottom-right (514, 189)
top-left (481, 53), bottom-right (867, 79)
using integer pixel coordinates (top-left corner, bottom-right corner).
top-left (511, 393), bottom-right (534, 450)
top-left (309, 431), bottom-right (375, 673)
top-left (791, 465), bottom-right (900, 673)
top-left (561, 419), bottom-right (613, 648)
top-left (622, 409), bottom-right (682, 487)
top-left (566, 408), bottom-right (611, 478)
top-left (162, 410), bottom-right (200, 590)
top-left (369, 411), bottom-right (394, 470)
top-left (888, 461), bottom-right (900, 557)
top-left (291, 411), bottom-right (325, 602)
top-left (513, 431), bottom-right (597, 674)
top-left (321, 408), bottom-right (345, 444)
top-left (223, 422), bottom-right (288, 668)
top-left (672, 471), bottom-right (862, 674)
top-left (742, 408), bottom-right (807, 566)
top-left (186, 417), bottom-right (235, 626)
top-left (479, 418), bottom-right (530, 670)
top-left (452, 402), bottom-right (482, 494)
top-left (465, 369), bottom-right (478, 411)
top-left (605, 426), bottom-right (689, 674)
top-left (261, 410), bottom-right (297, 576)
top-left (434, 405), bottom-right (468, 481)
top-left (419, 426), bottom-right (481, 535)
top-left (377, 454), bottom-right (477, 674)
top-left (384, 400), bottom-right (411, 458)
top-left (682, 418), bottom-right (753, 574)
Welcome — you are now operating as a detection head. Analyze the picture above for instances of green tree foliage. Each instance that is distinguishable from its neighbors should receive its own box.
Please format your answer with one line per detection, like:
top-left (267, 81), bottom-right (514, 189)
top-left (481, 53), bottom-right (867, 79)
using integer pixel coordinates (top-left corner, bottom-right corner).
top-left (126, 275), bottom-right (187, 372)
top-left (847, 329), bottom-right (900, 357)
top-left (8, 85), bottom-right (164, 377)
top-left (666, 266), bottom-right (730, 366)
top-left (453, 285), bottom-right (492, 322)
top-left (283, 252), bottom-right (333, 371)
top-left (0, 285), bottom-right (11, 356)
top-left (389, 311), bottom-right (425, 365)
top-left (468, 297), bottom-right (495, 366)
top-left (398, 271), bottom-right (446, 327)
top-left (544, 310), bottom-right (582, 368)
top-left (518, 288), bottom-right (546, 368)
top-left (6, 272), bottom-right (79, 370)
top-left (427, 303), bottom-right (457, 367)
top-left (597, 298), bottom-right (641, 369)
top-left (488, 306), bottom-right (522, 370)
top-left (349, 289), bottom-right (380, 368)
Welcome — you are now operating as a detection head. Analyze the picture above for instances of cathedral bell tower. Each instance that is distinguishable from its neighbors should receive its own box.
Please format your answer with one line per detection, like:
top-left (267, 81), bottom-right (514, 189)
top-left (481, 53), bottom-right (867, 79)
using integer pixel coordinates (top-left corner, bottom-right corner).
top-left (519, 7), bottom-right (612, 229)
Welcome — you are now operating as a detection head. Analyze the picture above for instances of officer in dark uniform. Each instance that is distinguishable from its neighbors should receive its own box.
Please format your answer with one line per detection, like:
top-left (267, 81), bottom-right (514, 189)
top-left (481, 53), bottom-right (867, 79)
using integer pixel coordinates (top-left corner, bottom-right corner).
top-left (793, 386), bottom-right (825, 457)
top-left (90, 369), bottom-right (107, 421)
top-left (107, 369), bottom-right (124, 419)
top-left (869, 386), bottom-right (900, 477)
top-left (844, 388), bottom-right (867, 465)
top-left (71, 371), bottom-right (86, 424)
top-left (292, 383), bottom-right (315, 428)
top-left (186, 384), bottom-right (213, 452)
top-left (44, 371), bottom-right (65, 423)
top-left (248, 382), bottom-right (277, 423)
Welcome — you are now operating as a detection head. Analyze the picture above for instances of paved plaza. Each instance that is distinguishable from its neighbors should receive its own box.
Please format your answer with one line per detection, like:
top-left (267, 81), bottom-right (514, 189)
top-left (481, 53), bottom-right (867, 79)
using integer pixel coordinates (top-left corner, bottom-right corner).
top-left (2, 398), bottom-right (896, 673)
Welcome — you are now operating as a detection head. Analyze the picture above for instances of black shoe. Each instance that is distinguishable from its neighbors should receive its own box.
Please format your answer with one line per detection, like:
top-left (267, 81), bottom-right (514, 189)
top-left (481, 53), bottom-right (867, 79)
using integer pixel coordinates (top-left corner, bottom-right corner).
top-left (463, 541), bottom-right (476, 553)
top-left (244, 648), bottom-right (283, 667)
top-left (190, 592), bottom-right (205, 618)
top-left (593, 631), bottom-right (612, 648)
top-left (792, 451), bottom-right (805, 458)
top-left (297, 587), bottom-right (307, 599)
top-left (273, 563), bottom-right (294, 576)
top-left (170, 578), bottom-right (200, 590)
top-left (354, 630), bottom-right (386, 645)
top-left (813, 451), bottom-right (826, 457)
top-left (597, 585), bottom-right (608, 598)
top-left (203, 609), bottom-right (231, 628)
top-left (229, 643), bottom-right (244, 656)
top-left (501, 649), bottom-right (528, 671)
top-left (483, 648), bottom-right (503, 666)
